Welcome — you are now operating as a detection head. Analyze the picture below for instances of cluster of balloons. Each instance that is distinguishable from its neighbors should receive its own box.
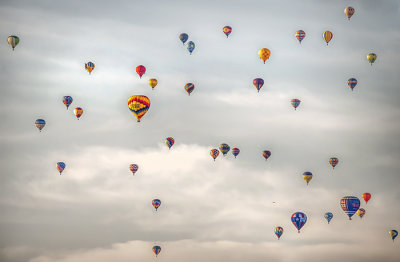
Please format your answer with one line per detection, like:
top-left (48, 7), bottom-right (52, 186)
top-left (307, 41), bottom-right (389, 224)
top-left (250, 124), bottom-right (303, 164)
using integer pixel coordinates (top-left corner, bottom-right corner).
top-left (179, 33), bottom-right (195, 54)
top-left (209, 143), bottom-right (242, 161)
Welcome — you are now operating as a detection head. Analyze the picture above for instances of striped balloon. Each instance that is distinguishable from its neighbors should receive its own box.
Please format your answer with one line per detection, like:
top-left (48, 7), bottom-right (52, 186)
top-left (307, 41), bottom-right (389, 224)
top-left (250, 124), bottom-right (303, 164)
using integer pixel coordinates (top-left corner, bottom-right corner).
top-left (152, 199), bottom-right (161, 211)
top-left (295, 30), bottom-right (306, 43)
top-left (74, 107), bottom-right (83, 119)
top-left (7, 35), bottom-right (20, 50)
top-left (232, 148), bottom-right (240, 158)
top-left (291, 212), bottom-right (307, 233)
top-left (302, 171), bottom-right (313, 185)
top-left (185, 83), bottom-right (195, 95)
top-left (323, 31), bottom-right (333, 45)
top-left (222, 26), bottom-right (232, 38)
top-left (274, 226), bottom-right (284, 240)
top-left (262, 150), bottom-right (271, 160)
top-left (85, 62), bottom-right (95, 74)
top-left (340, 196), bottom-right (360, 220)
top-left (347, 78), bottom-right (357, 91)
top-left (219, 143), bottom-right (230, 156)
top-left (329, 157), bottom-right (339, 169)
top-left (152, 246), bottom-right (161, 257)
top-left (165, 137), bottom-right (175, 149)
top-left (291, 99), bottom-right (301, 110)
top-left (253, 78), bottom-right (264, 92)
top-left (210, 149), bottom-right (219, 161)
top-left (35, 119), bottom-right (46, 132)
top-left (128, 95), bottom-right (150, 122)
top-left (356, 208), bottom-right (366, 218)
top-left (63, 96), bottom-right (73, 109)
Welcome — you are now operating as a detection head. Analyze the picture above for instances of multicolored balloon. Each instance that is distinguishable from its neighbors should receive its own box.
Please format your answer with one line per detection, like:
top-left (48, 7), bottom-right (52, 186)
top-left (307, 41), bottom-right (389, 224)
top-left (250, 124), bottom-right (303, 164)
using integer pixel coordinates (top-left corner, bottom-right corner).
top-left (291, 212), bottom-right (307, 233)
top-left (136, 65), bottom-right (146, 78)
top-left (262, 150), bottom-right (271, 161)
top-left (129, 164), bottom-right (139, 175)
top-left (152, 199), bottom-right (161, 211)
top-left (295, 30), bottom-right (306, 44)
top-left (329, 157), bottom-right (339, 169)
top-left (291, 99), bottom-right (301, 110)
top-left (253, 78), bottom-right (264, 92)
top-left (367, 53), bottom-right (377, 65)
top-left (340, 196), bottom-right (361, 220)
top-left (149, 78), bottom-right (158, 89)
top-left (344, 7), bottom-right (355, 20)
top-left (362, 193), bottom-right (371, 204)
top-left (56, 162), bottom-right (66, 175)
top-left (85, 62), bottom-right (95, 74)
top-left (274, 227), bottom-right (284, 240)
top-left (187, 41), bottom-right (195, 54)
top-left (324, 212), bottom-right (333, 224)
top-left (258, 48), bottom-right (271, 64)
top-left (179, 33), bottom-right (188, 45)
top-left (74, 107), bottom-right (83, 120)
top-left (128, 95), bottom-right (150, 122)
top-left (63, 96), bottom-right (73, 109)
top-left (389, 230), bottom-right (398, 242)
top-left (165, 137), bottom-right (175, 149)
top-left (35, 119), bottom-right (46, 132)
top-left (323, 31), bottom-right (333, 45)
top-left (223, 26), bottom-right (232, 38)
top-left (152, 246), bottom-right (161, 257)
top-left (219, 143), bottom-right (230, 156)
top-left (185, 83), bottom-right (195, 95)
top-left (302, 171), bottom-right (313, 185)
top-left (232, 148), bottom-right (240, 158)
top-left (356, 208), bottom-right (366, 219)
top-left (348, 78), bottom-right (357, 91)
top-left (7, 35), bottom-right (19, 50)
top-left (210, 149), bottom-right (219, 161)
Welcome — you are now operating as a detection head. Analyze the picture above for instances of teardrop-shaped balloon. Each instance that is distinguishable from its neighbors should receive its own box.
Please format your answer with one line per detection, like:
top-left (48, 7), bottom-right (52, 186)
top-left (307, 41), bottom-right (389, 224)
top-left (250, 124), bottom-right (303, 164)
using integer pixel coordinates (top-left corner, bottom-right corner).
top-left (152, 199), bottom-right (161, 211)
top-left (362, 193), bottom-right (371, 204)
top-left (302, 171), bottom-right (313, 185)
top-left (128, 95), bottom-right (150, 122)
top-left (295, 30), bottom-right (306, 43)
top-left (149, 78), bottom-right (158, 89)
top-left (258, 48), bottom-right (270, 64)
top-left (344, 7), bottom-right (355, 20)
top-left (291, 99), bottom-right (301, 110)
top-left (253, 78), bottom-right (264, 92)
top-left (389, 230), bottom-right (398, 242)
top-left (63, 96), bottom-right (73, 109)
top-left (219, 143), bottom-right (230, 156)
top-left (324, 212), bottom-right (333, 224)
top-left (7, 35), bottom-right (19, 50)
top-left (179, 33), bottom-right (188, 45)
top-left (35, 119), bottom-right (46, 132)
top-left (56, 162), bottom-right (66, 175)
top-left (223, 26), bottom-right (232, 38)
top-left (262, 150), bottom-right (271, 160)
top-left (165, 137), bottom-right (175, 149)
top-left (348, 78), bottom-right (357, 91)
top-left (129, 164), bottom-right (139, 175)
top-left (210, 149), bottom-right (219, 161)
top-left (74, 107), bottom-right (83, 120)
top-left (152, 246), bottom-right (161, 257)
top-left (329, 157), bottom-right (339, 169)
top-left (232, 148), bottom-right (240, 158)
top-left (340, 196), bottom-right (361, 220)
top-left (136, 65), bottom-right (146, 78)
top-left (323, 31), bottom-right (333, 45)
top-left (274, 227), bottom-right (284, 240)
top-left (85, 62), bottom-right (95, 74)
top-left (187, 41), bottom-right (195, 54)
top-left (185, 83), bottom-right (195, 95)
top-left (291, 212), bottom-right (307, 233)
top-left (367, 53), bottom-right (377, 65)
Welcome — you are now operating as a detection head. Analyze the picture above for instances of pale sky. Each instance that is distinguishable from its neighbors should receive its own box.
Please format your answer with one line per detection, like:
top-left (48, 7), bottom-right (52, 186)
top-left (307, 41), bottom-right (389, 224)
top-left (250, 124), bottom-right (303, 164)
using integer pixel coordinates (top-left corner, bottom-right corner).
top-left (1, 0), bottom-right (400, 261)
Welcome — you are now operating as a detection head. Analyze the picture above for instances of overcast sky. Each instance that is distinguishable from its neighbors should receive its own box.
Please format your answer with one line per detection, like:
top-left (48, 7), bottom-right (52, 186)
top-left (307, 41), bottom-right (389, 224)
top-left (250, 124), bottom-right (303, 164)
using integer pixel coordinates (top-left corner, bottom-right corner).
top-left (1, 0), bottom-right (400, 261)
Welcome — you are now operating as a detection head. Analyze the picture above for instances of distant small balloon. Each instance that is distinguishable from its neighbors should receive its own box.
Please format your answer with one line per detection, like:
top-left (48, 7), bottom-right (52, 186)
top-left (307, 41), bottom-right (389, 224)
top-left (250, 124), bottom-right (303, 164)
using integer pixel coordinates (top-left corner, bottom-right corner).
top-left (85, 62), bottom-right (95, 74)
top-left (323, 31), bottom-right (333, 45)
top-left (152, 199), bottom-right (161, 211)
top-left (367, 53), bottom-right (377, 65)
top-left (149, 78), bottom-right (158, 89)
top-left (63, 96), bottom-right (73, 109)
top-left (291, 212), bottom-right (307, 233)
top-left (187, 41), bottom-right (195, 54)
top-left (7, 35), bottom-right (19, 50)
top-left (179, 33), bottom-right (188, 45)
top-left (129, 164), bottom-right (139, 175)
top-left (340, 196), bottom-right (361, 220)
top-left (344, 7), bottom-right (355, 20)
top-left (185, 83), bottom-right (195, 95)
top-left (348, 78), bottom-right (357, 91)
top-left (291, 99), bottom-right (301, 110)
top-left (219, 143), bottom-right (230, 156)
top-left (152, 246), bottom-right (161, 257)
top-left (262, 150), bottom-right (271, 161)
top-left (258, 48), bottom-right (270, 64)
top-left (324, 212), bottom-right (333, 224)
top-left (389, 230), bottom-right (398, 242)
top-left (274, 227), bottom-right (284, 240)
top-left (210, 149), bottom-right (219, 161)
top-left (136, 65), bottom-right (146, 78)
top-left (253, 78), bottom-right (264, 92)
top-left (356, 208), bottom-right (366, 219)
top-left (74, 107), bottom-right (83, 120)
top-left (56, 162), bottom-right (66, 175)
top-left (223, 26), bottom-right (232, 38)
top-left (35, 119), bottom-right (46, 132)
top-left (232, 148), bottom-right (240, 158)
top-left (295, 30), bottom-right (306, 44)
top-left (165, 137), bottom-right (175, 149)
top-left (362, 193), bottom-right (371, 204)
top-left (302, 171), bottom-right (313, 185)
top-left (329, 157), bottom-right (339, 169)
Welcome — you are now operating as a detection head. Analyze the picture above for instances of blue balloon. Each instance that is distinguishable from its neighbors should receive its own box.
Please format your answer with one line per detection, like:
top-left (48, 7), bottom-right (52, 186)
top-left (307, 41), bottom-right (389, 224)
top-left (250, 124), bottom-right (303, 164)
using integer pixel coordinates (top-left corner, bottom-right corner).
top-left (340, 196), bottom-right (360, 220)
top-left (187, 41), bottom-right (195, 55)
top-left (291, 212), bottom-right (307, 233)
top-left (179, 33), bottom-right (188, 45)
top-left (324, 212), bottom-right (333, 224)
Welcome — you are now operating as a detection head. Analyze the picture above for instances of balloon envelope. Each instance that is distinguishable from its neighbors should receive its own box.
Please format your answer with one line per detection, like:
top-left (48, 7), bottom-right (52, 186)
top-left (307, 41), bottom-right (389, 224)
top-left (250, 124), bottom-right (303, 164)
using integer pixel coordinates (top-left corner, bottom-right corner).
top-left (262, 150), bottom-right (271, 160)
top-left (56, 162), bottom-right (66, 174)
top-left (329, 157), bottom-right (339, 169)
top-left (35, 119), bottom-right (46, 131)
top-left (274, 227), bottom-right (283, 239)
top-left (210, 149), bottom-right (219, 161)
top-left (362, 193), bottom-right (371, 204)
top-left (187, 41), bottom-right (195, 54)
top-left (232, 148), bottom-right (240, 158)
top-left (302, 171), bottom-right (313, 185)
top-left (323, 31), bottom-right (333, 45)
top-left (348, 78), bottom-right (357, 90)
top-left (129, 164), bottom-right (139, 175)
top-left (219, 143), bottom-right (230, 156)
top-left (356, 208), bottom-right (366, 218)
top-left (63, 96), bottom-right (73, 109)
top-left (258, 48), bottom-right (270, 63)
top-left (165, 137), bottom-right (175, 149)
top-left (253, 78), bottom-right (264, 92)
top-left (291, 99), bottom-right (301, 110)
top-left (324, 212), bottom-right (333, 224)
top-left (344, 7), bottom-right (355, 20)
top-left (136, 65), bottom-right (146, 78)
top-left (74, 107), bottom-right (83, 119)
top-left (152, 199), bottom-right (161, 211)
top-left (291, 212), bottom-right (307, 233)
top-left (340, 196), bottom-right (361, 220)
top-left (128, 95), bottom-right (150, 122)
top-left (149, 78), bottom-right (158, 89)
top-left (223, 26), bottom-right (232, 38)
top-left (152, 246), bottom-right (161, 256)
top-left (185, 83), bottom-right (195, 95)
top-left (367, 53), bottom-right (377, 65)
top-left (8, 35), bottom-right (20, 50)
top-left (389, 230), bottom-right (398, 241)
top-left (85, 62), bottom-right (95, 74)
top-left (295, 30), bottom-right (306, 43)
top-left (179, 33), bottom-right (188, 44)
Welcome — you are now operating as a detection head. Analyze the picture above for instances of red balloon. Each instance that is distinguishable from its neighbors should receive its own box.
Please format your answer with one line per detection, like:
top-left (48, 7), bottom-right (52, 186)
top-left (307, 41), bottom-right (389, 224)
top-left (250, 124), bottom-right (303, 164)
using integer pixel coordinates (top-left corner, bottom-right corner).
top-left (136, 65), bottom-right (146, 78)
top-left (362, 193), bottom-right (371, 204)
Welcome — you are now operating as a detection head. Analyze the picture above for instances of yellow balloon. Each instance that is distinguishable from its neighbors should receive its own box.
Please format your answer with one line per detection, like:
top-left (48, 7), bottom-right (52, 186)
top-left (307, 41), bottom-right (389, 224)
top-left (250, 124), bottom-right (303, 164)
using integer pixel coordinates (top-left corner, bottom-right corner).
top-left (258, 48), bottom-right (271, 64)
top-left (367, 53), bottom-right (377, 65)
top-left (302, 172), bottom-right (313, 185)
top-left (149, 78), bottom-right (158, 89)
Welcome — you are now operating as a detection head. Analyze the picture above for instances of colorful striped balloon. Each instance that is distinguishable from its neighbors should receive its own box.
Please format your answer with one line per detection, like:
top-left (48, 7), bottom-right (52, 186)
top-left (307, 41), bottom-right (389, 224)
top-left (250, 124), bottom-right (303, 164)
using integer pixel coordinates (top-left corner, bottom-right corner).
top-left (210, 149), bottom-right (219, 161)
top-left (74, 107), bottom-right (83, 119)
top-left (291, 99), bottom-right (301, 110)
top-left (219, 143), bottom-right (230, 156)
top-left (7, 35), bottom-right (19, 50)
top-left (329, 157), bottom-right (339, 169)
top-left (295, 30), bottom-right (306, 43)
top-left (348, 78), bottom-right (357, 91)
top-left (253, 78), bottom-right (264, 92)
top-left (340, 196), bottom-right (360, 220)
top-left (63, 96), bottom-right (73, 109)
top-left (56, 162), bottom-right (66, 175)
top-left (185, 83), bottom-right (195, 95)
top-left (152, 246), bottom-right (161, 257)
top-left (323, 31), bottom-right (333, 45)
top-left (262, 150), bottom-right (271, 160)
top-left (165, 137), bottom-right (175, 149)
top-left (223, 26), bottom-right (232, 38)
top-left (85, 62), bottom-right (95, 74)
top-left (232, 148), bottom-right (240, 158)
top-left (274, 226), bottom-right (284, 240)
top-left (35, 119), bottom-right (46, 132)
top-left (356, 208), bottom-right (366, 219)
top-left (128, 95), bottom-right (150, 122)
top-left (152, 199), bottom-right (161, 211)
top-left (302, 171), bottom-right (313, 185)
top-left (291, 212), bottom-right (307, 233)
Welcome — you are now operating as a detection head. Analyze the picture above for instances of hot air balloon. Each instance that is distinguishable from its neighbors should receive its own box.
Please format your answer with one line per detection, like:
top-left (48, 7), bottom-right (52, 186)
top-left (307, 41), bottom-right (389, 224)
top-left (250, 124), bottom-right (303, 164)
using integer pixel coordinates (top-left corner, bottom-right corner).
top-left (295, 30), bottom-right (306, 44)
top-left (223, 26), bottom-right (232, 38)
top-left (187, 41), bottom-right (195, 54)
top-left (302, 171), bottom-right (313, 185)
top-left (165, 137), bottom-right (175, 149)
top-left (85, 62), bottom-right (95, 74)
top-left (7, 35), bottom-right (19, 50)
top-left (56, 162), bottom-right (66, 175)
top-left (63, 96), bottom-right (73, 109)
top-left (291, 99), bottom-right (301, 110)
top-left (179, 33), bottom-right (188, 45)
top-left (136, 65), bottom-right (146, 78)
top-left (128, 95), bottom-right (150, 122)
top-left (274, 227), bottom-right (284, 240)
top-left (258, 48), bottom-right (270, 64)
top-left (185, 83), bottom-right (195, 95)
top-left (291, 212), bottom-right (307, 233)
top-left (324, 212), bottom-right (333, 224)
top-left (219, 143), bottom-right (230, 156)
top-left (362, 193), bottom-right (371, 204)
top-left (35, 119), bottom-right (46, 132)
top-left (323, 31), bottom-right (333, 45)
top-left (152, 199), bottom-right (161, 211)
top-left (74, 107), bottom-right (83, 120)
top-left (389, 230), bottom-right (398, 242)
top-left (367, 53), bottom-right (377, 65)
top-left (253, 78), bottom-right (264, 92)
top-left (149, 78), bottom-right (158, 89)
top-left (329, 157), bottom-right (339, 169)
top-left (348, 78), bottom-right (357, 91)
top-left (129, 164), bottom-right (139, 175)
top-left (152, 246), bottom-right (161, 257)
top-left (232, 148), bottom-right (240, 158)
top-left (210, 149), bottom-right (219, 161)
top-left (262, 150), bottom-right (271, 161)
top-left (340, 196), bottom-right (361, 220)
top-left (344, 7), bottom-right (355, 20)
top-left (357, 208), bottom-right (366, 219)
